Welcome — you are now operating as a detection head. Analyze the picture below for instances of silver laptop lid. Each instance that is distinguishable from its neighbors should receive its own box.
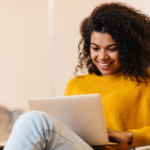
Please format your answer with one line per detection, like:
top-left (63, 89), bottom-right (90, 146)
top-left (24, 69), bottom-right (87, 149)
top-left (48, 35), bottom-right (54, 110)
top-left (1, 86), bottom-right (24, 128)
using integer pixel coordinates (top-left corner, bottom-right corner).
top-left (29, 94), bottom-right (109, 146)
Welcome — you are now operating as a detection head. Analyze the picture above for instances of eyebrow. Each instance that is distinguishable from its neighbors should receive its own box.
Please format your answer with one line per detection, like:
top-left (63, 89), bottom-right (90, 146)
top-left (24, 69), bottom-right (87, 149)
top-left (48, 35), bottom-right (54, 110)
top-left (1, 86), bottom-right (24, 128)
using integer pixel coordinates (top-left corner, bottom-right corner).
top-left (91, 43), bottom-right (117, 47)
top-left (107, 43), bottom-right (117, 47)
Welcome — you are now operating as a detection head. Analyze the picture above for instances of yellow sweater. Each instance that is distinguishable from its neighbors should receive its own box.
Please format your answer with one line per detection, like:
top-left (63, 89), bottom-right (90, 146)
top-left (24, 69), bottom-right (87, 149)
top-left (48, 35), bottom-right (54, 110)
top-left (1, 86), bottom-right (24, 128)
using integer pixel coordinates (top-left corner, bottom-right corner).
top-left (64, 71), bottom-right (150, 150)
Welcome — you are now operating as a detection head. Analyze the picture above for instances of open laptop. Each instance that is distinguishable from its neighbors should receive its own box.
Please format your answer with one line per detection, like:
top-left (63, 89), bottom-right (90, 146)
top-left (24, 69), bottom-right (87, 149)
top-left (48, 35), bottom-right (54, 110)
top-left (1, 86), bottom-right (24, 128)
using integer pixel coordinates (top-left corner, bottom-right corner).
top-left (29, 94), bottom-right (119, 146)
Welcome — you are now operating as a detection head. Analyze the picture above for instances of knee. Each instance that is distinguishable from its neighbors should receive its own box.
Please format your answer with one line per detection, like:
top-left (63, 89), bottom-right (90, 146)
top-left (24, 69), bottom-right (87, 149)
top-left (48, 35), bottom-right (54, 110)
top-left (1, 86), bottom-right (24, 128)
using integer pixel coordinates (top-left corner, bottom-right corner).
top-left (23, 111), bottom-right (45, 120)
top-left (9, 111), bottom-right (54, 145)
top-left (12, 111), bottom-right (60, 137)
top-left (17, 111), bottom-right (43, 122)
top-left (15, 111), bottom-right (53, 128)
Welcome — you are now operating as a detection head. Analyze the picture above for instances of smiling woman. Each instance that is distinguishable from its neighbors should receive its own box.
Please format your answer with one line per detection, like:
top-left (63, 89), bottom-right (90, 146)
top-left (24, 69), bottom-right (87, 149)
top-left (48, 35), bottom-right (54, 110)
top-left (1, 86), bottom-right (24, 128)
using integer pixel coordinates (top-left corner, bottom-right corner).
top-left (74, 3), bottom-right (150, 84)
top-left (90, 32), bottom-right (121, 76)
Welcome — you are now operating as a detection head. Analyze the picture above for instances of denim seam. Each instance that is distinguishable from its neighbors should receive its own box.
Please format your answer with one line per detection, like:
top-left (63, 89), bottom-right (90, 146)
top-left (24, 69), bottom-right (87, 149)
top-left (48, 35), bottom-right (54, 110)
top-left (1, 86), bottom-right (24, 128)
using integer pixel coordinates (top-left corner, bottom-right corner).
top-left (29, 129), bottom-right (74, 150)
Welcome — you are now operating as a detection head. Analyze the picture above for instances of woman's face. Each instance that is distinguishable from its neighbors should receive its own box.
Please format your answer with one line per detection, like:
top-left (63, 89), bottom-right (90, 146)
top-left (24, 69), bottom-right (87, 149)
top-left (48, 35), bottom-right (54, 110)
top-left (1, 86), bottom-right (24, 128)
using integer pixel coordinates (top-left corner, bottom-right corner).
top-left (90, 31), bottom-right (121, 76)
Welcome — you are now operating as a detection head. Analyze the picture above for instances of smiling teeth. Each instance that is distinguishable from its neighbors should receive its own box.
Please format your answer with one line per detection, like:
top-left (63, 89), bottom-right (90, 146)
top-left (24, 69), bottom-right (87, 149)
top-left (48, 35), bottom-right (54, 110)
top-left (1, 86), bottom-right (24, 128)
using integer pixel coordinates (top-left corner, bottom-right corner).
top-left (100, 63), bottom-right (111, 66)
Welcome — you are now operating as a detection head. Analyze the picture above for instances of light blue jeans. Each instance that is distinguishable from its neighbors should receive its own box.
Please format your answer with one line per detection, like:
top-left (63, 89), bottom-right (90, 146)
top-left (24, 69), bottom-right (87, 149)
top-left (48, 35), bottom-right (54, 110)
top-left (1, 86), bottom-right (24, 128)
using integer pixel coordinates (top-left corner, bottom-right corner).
top-left (4, 111), bottom-right (94, 150)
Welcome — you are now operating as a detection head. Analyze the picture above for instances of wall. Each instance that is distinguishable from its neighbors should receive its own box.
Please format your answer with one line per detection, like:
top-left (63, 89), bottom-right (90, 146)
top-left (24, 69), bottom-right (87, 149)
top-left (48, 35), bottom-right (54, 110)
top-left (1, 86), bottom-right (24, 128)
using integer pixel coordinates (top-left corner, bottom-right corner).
top-left (0, 0), bottom-right (51, 112)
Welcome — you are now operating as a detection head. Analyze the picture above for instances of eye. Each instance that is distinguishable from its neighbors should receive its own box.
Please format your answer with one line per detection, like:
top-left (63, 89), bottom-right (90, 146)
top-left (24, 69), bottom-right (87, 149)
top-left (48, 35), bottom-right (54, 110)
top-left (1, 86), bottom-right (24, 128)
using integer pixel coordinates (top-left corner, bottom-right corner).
top-left (92, 47), bottom-right (99, 50)
top-left (108, 48), bottom-right (117, 51)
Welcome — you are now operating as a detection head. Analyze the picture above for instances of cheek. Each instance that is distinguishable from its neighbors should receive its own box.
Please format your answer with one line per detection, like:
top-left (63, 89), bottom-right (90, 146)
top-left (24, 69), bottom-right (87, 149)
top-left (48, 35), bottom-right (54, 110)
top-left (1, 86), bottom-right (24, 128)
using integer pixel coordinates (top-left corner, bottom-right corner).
top-left (110, 52), bottom-right (119, 61)
top-left (90, 50), bottom-right (97, 61)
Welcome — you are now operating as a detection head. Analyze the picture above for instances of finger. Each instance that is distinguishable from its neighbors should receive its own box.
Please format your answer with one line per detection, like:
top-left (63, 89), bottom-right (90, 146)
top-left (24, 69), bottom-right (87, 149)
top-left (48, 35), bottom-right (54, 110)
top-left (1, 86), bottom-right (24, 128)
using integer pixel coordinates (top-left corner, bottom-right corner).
top-left (107, 132), bottom-right (114, 137)
top-left (109, 137), bottom-right (120, 143)
top-left (107, 128), bottom-right (112, 133)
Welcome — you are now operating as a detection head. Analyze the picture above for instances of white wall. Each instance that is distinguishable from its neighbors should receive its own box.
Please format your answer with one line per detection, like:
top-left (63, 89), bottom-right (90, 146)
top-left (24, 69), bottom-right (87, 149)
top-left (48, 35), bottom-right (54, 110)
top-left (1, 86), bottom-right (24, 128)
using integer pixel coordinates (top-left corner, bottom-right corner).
top-left (0, 0), bottom-right (51, 112)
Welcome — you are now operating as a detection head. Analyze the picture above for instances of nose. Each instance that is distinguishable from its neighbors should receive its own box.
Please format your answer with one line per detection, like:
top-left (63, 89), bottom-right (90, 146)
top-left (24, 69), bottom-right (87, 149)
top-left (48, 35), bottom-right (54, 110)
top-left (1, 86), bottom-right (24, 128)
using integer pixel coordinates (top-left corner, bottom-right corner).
top-left (98, 49), bottom-right (109, 60)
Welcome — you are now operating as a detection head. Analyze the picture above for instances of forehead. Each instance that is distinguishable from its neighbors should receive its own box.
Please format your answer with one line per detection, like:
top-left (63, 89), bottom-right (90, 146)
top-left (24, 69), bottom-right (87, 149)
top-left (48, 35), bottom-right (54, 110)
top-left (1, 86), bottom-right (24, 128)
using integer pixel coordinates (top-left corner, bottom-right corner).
top-left (91, 31), bottom-right (116, 46)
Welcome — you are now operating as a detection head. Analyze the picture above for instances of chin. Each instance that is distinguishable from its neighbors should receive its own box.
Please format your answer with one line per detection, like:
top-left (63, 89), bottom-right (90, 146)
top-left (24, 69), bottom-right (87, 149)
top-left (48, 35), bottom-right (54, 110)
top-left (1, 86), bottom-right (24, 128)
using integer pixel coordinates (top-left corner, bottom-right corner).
top-left (101, 73), bottom-right (112, 76)
top-left (99, 70), bottom-right (114, 76)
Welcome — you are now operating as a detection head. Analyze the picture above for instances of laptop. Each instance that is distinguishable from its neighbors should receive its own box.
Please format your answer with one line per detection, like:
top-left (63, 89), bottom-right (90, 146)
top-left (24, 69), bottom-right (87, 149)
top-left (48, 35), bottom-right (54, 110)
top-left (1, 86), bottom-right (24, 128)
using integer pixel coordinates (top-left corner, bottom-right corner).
top-left (29, 94), bottom-right (119, 146)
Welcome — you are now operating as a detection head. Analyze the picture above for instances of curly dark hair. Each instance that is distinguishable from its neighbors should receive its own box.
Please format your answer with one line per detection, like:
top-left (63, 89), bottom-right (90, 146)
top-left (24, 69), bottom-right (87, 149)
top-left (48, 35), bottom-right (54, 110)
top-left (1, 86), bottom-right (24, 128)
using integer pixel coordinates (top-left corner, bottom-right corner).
top-left (74, 2), bottom-right (150, 84)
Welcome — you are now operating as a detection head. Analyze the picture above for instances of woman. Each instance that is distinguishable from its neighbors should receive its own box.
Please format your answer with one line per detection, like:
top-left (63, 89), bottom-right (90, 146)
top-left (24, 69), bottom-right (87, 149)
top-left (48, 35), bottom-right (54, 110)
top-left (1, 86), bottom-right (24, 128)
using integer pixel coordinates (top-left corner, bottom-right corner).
top-left (4, 2), bottom-right (150, 150)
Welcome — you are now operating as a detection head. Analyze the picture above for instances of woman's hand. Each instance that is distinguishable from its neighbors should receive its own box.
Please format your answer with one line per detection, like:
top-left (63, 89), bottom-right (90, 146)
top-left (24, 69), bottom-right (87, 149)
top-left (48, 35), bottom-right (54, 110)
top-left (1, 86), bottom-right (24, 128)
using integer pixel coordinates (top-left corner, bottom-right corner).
top-left (107, 128), bottom-right (133, 144)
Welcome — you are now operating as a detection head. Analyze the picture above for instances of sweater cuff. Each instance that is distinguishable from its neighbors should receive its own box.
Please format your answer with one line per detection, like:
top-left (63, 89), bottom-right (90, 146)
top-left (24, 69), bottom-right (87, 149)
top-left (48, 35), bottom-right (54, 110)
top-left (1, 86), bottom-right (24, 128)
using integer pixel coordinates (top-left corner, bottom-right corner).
top-left (128, 127), bottom-right (150, 147)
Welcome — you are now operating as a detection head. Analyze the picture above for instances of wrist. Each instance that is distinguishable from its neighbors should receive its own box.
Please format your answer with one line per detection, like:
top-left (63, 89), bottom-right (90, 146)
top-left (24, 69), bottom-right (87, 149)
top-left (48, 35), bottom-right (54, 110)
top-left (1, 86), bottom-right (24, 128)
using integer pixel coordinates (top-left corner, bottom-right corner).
top-left (126, 131), bottom-right (133, 144)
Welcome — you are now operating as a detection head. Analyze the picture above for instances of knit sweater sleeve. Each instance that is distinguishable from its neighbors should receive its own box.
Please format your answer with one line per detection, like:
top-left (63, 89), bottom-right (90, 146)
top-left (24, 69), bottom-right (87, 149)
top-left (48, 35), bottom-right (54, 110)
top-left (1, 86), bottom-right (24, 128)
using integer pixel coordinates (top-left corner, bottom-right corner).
top-left (128, 126), bottom-right (150, 147)
top-left (128, 81), bottom-right (150, 147)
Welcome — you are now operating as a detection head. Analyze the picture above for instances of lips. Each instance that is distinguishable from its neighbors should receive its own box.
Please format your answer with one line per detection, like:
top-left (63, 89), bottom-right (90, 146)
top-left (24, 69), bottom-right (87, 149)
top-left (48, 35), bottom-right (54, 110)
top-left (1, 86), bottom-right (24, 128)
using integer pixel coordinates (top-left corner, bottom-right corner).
top-left (97, 61), bottom-right (114, 69)
top-left (99, 62), bottom-right (113, 66)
